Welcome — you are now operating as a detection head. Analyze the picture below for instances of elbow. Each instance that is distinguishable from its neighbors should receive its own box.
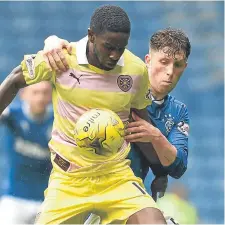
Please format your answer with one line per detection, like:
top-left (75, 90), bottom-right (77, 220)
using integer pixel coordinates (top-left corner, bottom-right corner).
top-left (6, 66), bottom-right (26, 90)
top-left (168, 163), bottom-right (187, 179)
top-left (0, 66), bottom-right (22, 92)
top-left (167, 147), bottom-right (188, 179)
top-left (12, 66), bottom-right (26, 89)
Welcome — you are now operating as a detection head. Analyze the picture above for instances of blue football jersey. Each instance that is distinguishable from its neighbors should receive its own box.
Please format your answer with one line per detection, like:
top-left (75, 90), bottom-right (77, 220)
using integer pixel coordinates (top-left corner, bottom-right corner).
top-left (0, 100), bottom-right (53, 201)
top-left (129, 95), bottom-right (189, 180)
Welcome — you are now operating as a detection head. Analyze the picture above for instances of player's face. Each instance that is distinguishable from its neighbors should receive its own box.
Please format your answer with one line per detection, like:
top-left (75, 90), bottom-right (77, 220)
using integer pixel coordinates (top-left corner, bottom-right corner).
top-left (145, 48), bottom-right (187, 99)
top-left (20, 81), bottom-right (52, 115)
top-left (89, 30), bottom-right (129, 71)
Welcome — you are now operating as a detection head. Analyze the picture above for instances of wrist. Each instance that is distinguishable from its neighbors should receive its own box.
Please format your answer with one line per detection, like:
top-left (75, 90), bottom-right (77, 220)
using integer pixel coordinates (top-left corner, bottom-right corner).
top-left (150, 127), bottom-right (163, 143)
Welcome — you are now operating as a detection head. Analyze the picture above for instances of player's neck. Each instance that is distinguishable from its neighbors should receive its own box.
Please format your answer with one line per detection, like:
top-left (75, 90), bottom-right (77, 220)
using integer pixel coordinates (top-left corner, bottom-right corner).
top-left (29, 110), bottom-right (46, 121)
top-left (27, 105), bottom-right (47, 121)
top-left (150, 89), bottom-right (167, 101)
top-left (22, 101), bottom-right (48, 122)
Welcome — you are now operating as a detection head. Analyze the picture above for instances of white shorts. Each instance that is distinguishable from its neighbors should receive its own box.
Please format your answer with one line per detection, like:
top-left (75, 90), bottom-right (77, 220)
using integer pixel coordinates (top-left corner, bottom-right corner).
top-left (0, 195), bottom-right (42, 224)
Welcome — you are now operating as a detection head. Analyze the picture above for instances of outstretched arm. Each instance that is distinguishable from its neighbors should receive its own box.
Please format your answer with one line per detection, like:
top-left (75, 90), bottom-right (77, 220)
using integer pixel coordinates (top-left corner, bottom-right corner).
top-left (0, 66), bottom-right (26, 115)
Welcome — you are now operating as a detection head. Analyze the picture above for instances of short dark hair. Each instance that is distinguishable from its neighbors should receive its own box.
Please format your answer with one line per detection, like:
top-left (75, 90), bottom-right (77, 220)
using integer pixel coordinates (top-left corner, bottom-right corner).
top-left (90, 5), bottom-right (131, 35)
top-left (150, 28), bottom-right (191, 60)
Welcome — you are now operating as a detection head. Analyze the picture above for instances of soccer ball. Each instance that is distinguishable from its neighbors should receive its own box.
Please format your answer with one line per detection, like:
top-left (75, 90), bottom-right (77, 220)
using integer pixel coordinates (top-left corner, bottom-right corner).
top-left (74, 109), bottom-right (125, 157)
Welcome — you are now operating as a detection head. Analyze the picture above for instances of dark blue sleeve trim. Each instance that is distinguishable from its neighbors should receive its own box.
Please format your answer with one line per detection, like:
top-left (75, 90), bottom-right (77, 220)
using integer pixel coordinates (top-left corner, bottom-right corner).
top-left (163, 147), bottom-right (187, 179)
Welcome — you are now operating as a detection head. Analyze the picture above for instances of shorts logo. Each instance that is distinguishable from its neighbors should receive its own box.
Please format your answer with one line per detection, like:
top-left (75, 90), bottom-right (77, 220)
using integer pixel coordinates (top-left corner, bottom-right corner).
top-left (54, 153), bottom-right (70, 171)
top-left (117, 75), bottom-right (133, 92)
top-left (25, 55), bottom-right (35, 79)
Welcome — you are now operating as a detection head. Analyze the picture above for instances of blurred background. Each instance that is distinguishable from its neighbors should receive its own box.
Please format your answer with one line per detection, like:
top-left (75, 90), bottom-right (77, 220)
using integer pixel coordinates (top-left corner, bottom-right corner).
top-left (0, 1), bottom-right (223, 224)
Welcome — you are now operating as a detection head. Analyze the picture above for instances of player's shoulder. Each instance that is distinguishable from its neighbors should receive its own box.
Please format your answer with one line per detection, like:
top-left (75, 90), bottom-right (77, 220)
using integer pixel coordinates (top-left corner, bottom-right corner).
top-left (69, 42), bottom-right (78, 59)
top-left (123, 49), bottom-right (147, 73)
top-left (167, 95), bottom-right (189, 121)
top-left (1, 100), bottom-right (23, 121)
top-left (167, 95), bottom-right (188, 111)
top-left (70, 36), bottom-right (86, 56)
top-left (68, 38), bottom-right (87, 67)
top-left (8, 99), bottom-right (23, 113)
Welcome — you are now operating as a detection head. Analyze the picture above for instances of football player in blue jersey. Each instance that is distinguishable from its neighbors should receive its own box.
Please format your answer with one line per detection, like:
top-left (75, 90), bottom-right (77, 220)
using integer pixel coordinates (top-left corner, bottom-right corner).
top-left (124, 28), bottom-right (190, 202)
top-left (41, 27), bottom-right (190, 224)
top-left (126, 27), bottom-right (190, 181)
top-left (0, 81), bottom-right (53, 224)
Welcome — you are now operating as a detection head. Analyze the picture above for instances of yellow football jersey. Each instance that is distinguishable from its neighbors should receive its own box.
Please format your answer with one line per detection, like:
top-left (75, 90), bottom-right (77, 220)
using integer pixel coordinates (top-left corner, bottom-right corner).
top-left (21, 36), bottom-right (151, 175)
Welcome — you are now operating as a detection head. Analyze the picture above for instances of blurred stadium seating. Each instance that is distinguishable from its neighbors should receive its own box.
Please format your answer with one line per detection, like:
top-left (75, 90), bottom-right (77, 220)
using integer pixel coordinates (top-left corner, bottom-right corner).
top-left (0, 1), bottom-right (223, 224)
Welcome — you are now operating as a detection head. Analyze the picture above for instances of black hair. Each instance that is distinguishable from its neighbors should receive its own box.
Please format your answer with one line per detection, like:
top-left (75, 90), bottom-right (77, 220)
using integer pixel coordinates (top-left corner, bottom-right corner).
top-left (90, 5), bottom-right (131, 35)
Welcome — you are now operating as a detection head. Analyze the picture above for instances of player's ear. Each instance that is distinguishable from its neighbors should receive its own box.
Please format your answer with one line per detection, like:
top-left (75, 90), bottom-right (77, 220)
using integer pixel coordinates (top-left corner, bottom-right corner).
top-left (88, 28), bottom-right (95, 43)
top-left (145, 53), bottom-right (151, 68)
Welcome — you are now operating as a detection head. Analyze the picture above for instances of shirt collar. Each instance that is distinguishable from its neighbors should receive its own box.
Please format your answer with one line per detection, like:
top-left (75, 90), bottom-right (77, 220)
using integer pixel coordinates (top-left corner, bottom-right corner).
top-left (151, 94), bottom-right (165, 105)
top-left (76, 36), bottom-right (124, 67)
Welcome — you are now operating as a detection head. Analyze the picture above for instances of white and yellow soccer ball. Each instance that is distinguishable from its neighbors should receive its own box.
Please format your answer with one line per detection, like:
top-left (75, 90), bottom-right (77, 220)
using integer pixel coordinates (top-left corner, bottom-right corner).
top-left (74, 108), bottom-right (125, 157)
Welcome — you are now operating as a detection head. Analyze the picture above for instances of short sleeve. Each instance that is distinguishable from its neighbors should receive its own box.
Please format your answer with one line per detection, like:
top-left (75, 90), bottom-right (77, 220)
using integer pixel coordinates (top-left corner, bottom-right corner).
top-left (0, 104), bottom-right (17, 129)
top-left (21, 51), bottom-right (56, 85)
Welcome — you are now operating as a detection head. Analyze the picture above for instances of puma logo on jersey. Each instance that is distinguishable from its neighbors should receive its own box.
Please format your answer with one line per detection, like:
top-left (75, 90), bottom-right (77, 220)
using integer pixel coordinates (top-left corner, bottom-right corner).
top-left (69, 72), bottom-right (83, 84)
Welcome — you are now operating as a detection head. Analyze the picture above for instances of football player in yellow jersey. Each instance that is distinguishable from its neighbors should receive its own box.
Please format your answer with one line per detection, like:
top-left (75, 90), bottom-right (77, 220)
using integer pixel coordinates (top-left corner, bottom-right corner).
top-left (43, 26), bottom-right (191, 225)
top-left (0, 4), bottom-right (166, 225)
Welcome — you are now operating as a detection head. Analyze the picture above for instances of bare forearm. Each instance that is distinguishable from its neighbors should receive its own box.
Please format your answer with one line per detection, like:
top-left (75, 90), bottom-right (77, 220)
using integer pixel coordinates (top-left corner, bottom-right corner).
top-left (0, 66), bottom-right (26, 114)
top-left (151, 128), bottom-right (177, 166)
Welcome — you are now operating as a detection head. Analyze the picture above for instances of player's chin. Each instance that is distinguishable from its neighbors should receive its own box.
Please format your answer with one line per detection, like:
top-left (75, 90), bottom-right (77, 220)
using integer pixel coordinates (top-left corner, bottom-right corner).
top-left (160, 85), bottom-right (173, 94)
top-left (33, 106), bottom-right (46, 114)
top-left (104, 62), bottom-right (117, 70)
